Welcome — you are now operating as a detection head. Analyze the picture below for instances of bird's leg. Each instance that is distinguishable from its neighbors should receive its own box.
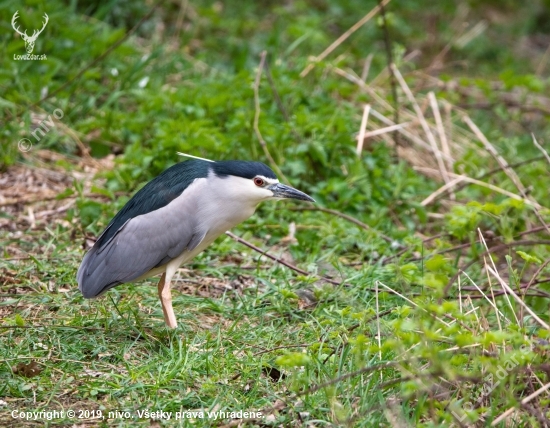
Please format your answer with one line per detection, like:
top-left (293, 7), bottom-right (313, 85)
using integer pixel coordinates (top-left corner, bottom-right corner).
top-left (157, 273), bottom-right (177, 328)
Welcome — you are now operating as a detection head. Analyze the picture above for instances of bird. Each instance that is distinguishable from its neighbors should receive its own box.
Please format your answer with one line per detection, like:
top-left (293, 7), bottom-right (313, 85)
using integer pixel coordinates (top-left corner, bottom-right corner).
top-left (77, 157), bottom-right (314, 328)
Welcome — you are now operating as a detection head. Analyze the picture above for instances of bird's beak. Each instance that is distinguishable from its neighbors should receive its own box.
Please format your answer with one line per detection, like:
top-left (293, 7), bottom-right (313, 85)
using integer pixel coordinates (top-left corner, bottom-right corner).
top-left (268, 183), bottom-right (315, 202)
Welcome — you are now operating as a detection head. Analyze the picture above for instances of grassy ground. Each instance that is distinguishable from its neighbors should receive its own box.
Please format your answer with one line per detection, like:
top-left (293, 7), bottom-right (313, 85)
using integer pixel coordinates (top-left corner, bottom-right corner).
top-left (2, 0), bottom-right (550, 426)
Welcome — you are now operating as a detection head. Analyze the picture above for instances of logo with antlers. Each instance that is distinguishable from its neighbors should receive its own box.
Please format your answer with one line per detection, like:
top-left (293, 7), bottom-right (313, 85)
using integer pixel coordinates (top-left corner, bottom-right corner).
top-left (11, 11), bottom-right (49, 54)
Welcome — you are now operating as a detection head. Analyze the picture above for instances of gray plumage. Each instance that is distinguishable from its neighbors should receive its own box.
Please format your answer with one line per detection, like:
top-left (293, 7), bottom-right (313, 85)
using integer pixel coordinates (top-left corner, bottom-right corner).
top-left (77, 159), bottom-right (280, 298)
top-left (77, 200), bottom-right (204, 298)
top-left (76, 157), bottom-right (314, 328)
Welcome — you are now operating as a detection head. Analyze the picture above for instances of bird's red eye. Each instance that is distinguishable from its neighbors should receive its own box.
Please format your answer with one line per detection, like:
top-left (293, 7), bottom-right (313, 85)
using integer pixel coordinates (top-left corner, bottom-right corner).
top-left (253, 177), bottom-right (265, 187)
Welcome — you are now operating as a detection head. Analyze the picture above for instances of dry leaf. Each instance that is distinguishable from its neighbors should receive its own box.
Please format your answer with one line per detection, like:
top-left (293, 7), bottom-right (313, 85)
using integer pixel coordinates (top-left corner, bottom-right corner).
top-left (12, 360), bottom-right (42, 378)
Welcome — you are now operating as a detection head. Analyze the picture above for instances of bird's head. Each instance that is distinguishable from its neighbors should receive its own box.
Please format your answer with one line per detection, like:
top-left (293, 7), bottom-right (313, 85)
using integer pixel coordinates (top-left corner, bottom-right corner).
top-left (210, 160), bottom-right (314, 206)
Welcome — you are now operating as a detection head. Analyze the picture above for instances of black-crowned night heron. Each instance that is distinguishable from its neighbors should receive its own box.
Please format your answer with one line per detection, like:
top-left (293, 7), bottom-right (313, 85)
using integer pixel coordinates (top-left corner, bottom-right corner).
top-left (77, 157), bottom-right (314, 328)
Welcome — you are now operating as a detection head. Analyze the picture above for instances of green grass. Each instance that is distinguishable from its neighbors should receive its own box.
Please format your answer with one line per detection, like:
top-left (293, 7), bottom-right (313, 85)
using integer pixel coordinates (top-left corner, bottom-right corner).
top-left (1, 209), bottom-right (398, 426)
top-left (2, 0), bottom-right (550, 426)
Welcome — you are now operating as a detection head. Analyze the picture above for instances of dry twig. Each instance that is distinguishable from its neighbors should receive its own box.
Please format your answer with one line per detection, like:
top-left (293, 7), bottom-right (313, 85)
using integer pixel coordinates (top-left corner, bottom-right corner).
top-left (428, 92), bottom-right (454, 182)
top-left (300, 0), bottom-right (391, 77)
top-left (487, 265), bottom-right (550, 330)
top-left (225, 231), bottom-right (378, 292)
top-left (491, 382), bottom-right (550, 426)
top-left (416, 167), bottom-right (540, 208)
top-left (290, 206), bottom-right (396, 244)
top-left (392, 65), bottom-right (450, 185)
top-left (531, 134), bottom-right (550, 166)
top-left (356, 104), bottom-right (371, 155)
top-left (466, 116), bottom-right (550, 235)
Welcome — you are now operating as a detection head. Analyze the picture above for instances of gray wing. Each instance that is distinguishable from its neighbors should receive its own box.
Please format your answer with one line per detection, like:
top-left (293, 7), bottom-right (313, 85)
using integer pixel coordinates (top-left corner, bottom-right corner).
top-left (77, 206), bottom-right (206, 298)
